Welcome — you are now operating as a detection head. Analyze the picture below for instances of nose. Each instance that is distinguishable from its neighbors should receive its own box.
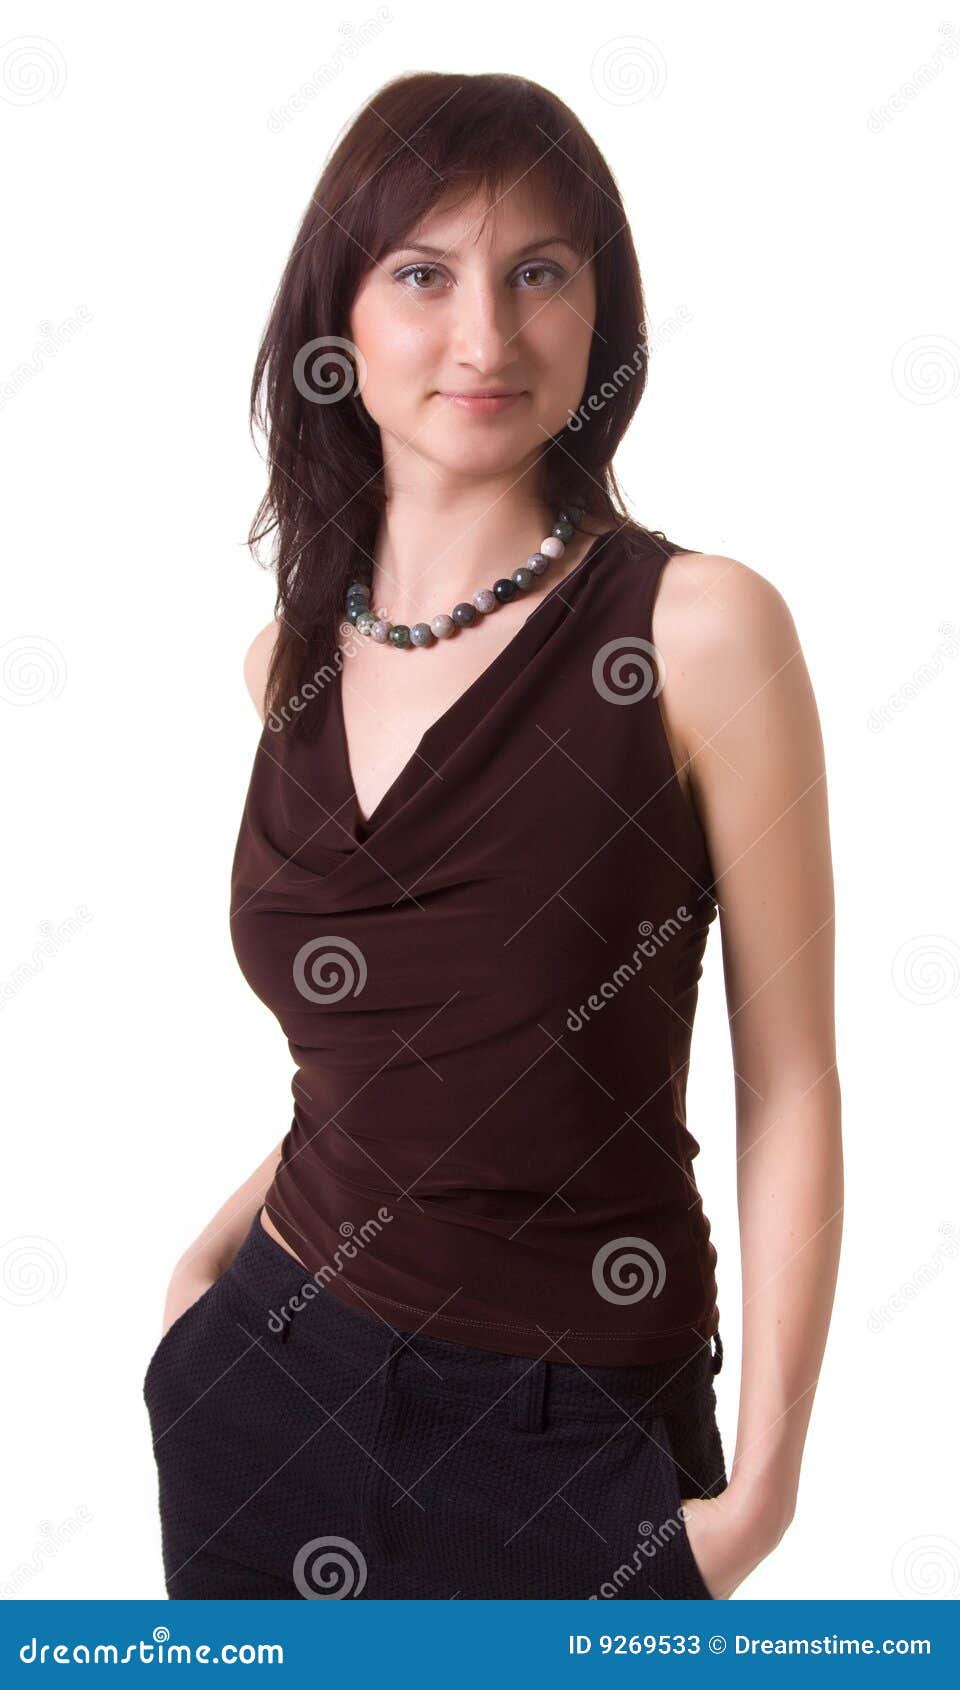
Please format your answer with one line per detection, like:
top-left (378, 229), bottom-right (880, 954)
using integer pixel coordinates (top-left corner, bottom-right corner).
top-left (449, 277), bottom-right (520, 375)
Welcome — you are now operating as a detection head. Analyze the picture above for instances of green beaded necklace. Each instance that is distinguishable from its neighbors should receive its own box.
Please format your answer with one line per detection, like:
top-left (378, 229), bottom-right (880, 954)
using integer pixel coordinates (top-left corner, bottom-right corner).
top-left (344, 504), bottom-right (585, 650)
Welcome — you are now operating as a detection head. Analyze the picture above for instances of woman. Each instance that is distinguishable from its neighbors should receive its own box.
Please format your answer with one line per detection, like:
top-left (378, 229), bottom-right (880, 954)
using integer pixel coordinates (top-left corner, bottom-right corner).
top-left (143, 71), bottom-right (843, 1602)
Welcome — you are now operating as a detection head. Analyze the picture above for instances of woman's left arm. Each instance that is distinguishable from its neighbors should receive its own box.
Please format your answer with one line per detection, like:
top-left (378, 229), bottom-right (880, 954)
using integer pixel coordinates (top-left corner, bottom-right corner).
top-left (655, 552), bottom-right (844, 1598)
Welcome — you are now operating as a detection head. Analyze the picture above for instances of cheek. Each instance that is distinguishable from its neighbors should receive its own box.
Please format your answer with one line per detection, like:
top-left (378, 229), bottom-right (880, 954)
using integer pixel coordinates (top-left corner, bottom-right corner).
top-left (525, 300), bottom-right (595, 412)
top-left (352, 290), bottom-right (439, 368)
top-left (349, 297), bottom-right (434, 418)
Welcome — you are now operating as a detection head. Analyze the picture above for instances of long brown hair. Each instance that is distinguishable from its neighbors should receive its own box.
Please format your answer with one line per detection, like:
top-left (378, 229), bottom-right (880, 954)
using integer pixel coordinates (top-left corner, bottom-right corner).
top-left (248, 70), bottom-right (686, 739)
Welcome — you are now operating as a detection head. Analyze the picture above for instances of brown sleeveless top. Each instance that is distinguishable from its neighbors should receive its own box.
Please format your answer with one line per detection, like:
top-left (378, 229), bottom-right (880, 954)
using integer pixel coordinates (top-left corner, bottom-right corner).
top-left (230, 527), bottom-right (720, 1366)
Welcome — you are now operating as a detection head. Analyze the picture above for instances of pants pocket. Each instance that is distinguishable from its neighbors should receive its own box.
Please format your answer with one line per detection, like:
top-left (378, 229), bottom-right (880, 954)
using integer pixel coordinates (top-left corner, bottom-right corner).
top-left (648, 1412), bottom-right (716, 1600)
top-left (142, 1271), bottom-right (227, 1399)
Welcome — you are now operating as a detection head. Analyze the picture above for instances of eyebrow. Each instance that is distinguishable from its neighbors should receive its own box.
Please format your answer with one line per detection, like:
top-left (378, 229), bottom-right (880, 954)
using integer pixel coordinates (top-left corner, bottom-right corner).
top-left (390, 233), bottom-right (578, 260)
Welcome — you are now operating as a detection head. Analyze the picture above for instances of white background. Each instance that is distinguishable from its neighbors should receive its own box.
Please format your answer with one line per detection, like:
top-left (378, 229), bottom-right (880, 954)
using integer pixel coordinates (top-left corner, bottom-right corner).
top-left (2, 0), bottom-right (958, 1601)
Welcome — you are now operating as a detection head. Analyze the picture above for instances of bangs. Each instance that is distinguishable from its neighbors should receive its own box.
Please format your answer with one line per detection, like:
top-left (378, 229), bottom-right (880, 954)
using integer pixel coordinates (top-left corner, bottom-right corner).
top-left (332, 75), bottom-right (609, 276)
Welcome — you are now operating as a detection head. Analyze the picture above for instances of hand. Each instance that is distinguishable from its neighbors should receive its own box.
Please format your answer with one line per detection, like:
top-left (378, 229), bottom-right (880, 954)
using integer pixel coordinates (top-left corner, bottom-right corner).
top-left (160, 1263), bottom-right (220, 1341)
top-left (680, 1489), bottom-right (787, 1600)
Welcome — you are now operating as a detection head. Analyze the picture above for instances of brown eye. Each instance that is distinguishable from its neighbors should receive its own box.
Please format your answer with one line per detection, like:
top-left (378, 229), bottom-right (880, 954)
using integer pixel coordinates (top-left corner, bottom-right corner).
top-left (515, 264), bottom-right (563, 289)
top-left (395, 264), bottom-right (443, 290)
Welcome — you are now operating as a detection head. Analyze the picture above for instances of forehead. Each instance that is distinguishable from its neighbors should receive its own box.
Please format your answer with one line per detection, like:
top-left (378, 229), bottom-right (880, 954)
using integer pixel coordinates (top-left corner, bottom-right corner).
top-left (399, 173), bottom-right (576, 254)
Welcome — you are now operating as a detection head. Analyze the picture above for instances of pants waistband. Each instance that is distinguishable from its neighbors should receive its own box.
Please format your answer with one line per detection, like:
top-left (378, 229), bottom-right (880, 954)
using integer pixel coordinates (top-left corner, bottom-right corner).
top-left (229, 1210), bottom-right (722, 1429)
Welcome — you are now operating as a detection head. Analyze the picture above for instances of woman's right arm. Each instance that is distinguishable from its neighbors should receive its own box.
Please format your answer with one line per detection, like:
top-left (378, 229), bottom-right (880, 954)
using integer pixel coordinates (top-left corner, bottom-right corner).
top-left (160, 1136), bottom-right (285, 1335)
top-left (158, 618), bottom-right (286, 1336)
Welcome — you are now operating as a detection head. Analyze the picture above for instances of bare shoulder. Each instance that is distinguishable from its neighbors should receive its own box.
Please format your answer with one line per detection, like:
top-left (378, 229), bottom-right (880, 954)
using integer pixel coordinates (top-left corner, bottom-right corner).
top-left (652, 551), bottom-right (797, 668)
top-left (243, 617), bottom-right (282, 723)
top-left (650, 551), bottom-right (806, 791)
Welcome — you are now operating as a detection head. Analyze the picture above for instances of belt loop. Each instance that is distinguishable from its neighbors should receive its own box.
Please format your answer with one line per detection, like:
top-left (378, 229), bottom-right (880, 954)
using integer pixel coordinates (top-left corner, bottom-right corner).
top-left (711, 1330), bottom-right (724, 1375)
top-left (510, 1358), bottom-right (548, 1432)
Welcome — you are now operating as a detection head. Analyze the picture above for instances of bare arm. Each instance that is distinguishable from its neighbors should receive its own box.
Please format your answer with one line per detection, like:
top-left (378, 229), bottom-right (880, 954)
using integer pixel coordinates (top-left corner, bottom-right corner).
top-left (158, 618), bottom-right (286, 1333)
top-left (655, 553), bottom-right (843, 1595)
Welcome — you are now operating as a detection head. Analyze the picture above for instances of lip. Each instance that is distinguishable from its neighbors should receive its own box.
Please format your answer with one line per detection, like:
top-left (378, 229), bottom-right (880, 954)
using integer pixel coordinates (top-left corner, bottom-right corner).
top-left (436, 390), bottom-right (527, 414)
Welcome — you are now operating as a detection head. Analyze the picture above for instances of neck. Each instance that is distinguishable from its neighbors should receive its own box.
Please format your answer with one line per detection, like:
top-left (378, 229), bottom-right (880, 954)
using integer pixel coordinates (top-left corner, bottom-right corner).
top-left (368, 485), bottom-right (562, 621)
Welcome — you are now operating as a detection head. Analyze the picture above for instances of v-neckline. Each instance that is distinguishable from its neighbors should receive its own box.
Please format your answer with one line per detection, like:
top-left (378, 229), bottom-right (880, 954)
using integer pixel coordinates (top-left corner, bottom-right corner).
top-left (333, 526), bottom-right (620, 841)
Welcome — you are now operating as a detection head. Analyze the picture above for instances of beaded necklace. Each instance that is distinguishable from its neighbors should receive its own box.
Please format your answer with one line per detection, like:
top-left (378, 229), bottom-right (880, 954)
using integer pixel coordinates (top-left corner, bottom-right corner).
top-left (344, 504), bottom-right (586, 649)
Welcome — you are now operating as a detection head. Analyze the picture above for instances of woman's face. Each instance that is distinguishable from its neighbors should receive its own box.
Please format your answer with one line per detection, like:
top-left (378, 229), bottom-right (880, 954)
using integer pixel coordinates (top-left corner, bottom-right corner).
top-left (348, 174), bottom-right (597, 484)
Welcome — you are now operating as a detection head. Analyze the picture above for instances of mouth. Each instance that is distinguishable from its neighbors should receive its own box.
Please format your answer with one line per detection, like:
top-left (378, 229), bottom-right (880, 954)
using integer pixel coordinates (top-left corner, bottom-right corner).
top-left (436, 390), bottom-right (527, 414)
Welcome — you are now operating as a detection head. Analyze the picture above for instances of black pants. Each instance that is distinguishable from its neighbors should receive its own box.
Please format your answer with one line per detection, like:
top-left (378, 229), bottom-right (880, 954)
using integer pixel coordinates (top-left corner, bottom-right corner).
top-left (143, 1210), bottom-right (727, 1599)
